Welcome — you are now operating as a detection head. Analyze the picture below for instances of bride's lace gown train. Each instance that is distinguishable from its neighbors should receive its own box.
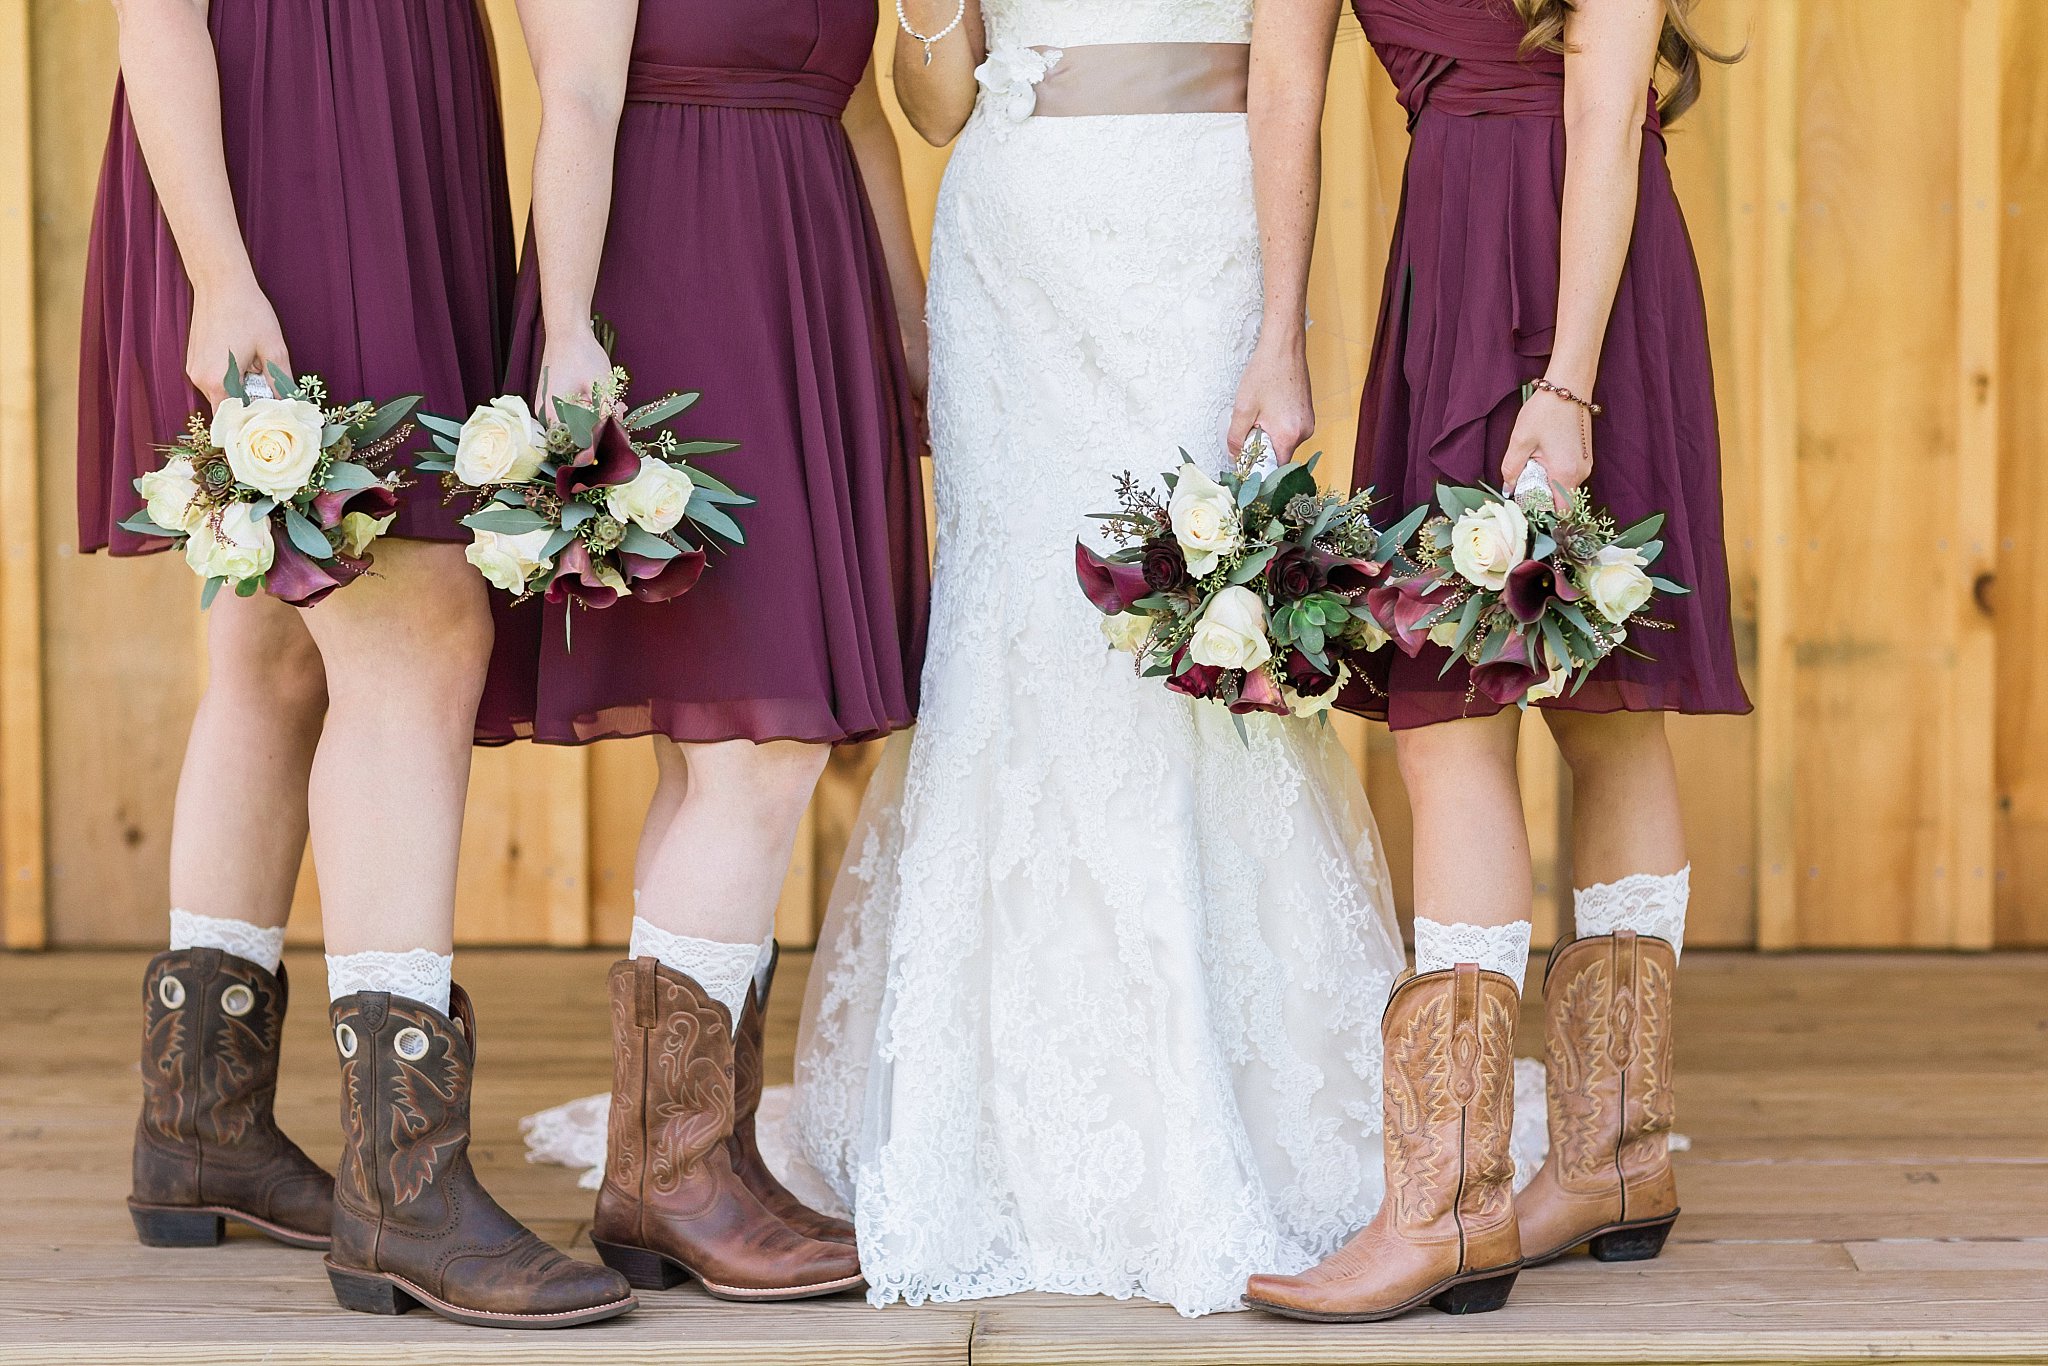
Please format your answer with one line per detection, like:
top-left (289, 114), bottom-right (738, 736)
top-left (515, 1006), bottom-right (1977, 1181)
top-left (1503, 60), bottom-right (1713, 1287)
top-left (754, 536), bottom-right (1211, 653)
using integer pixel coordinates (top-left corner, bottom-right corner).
top-left (522, 0), bottom-right (1551, 1318)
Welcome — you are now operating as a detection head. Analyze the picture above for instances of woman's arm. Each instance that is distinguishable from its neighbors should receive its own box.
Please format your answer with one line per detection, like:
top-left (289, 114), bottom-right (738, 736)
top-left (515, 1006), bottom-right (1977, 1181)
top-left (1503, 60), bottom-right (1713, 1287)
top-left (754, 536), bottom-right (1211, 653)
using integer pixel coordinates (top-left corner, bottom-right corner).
top-left (1500, 0), bottom-right (1665, 492)
top-left (515, 0), bottom-right (637, 408)
top-left (842, 64), bottom-right (930, 401)
top-left (112, 0), bottom-right (289, 403)
top-left (892, 0), bottom-right (985, 145)
top-left (1228, 0), bottom-right (1344, 464)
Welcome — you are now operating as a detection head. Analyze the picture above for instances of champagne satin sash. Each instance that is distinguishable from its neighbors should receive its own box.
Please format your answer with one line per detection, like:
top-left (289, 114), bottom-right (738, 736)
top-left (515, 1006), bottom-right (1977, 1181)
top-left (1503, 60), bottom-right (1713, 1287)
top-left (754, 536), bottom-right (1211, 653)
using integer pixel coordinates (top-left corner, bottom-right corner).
top-left (1029, 43), bottom-right (1250, 118)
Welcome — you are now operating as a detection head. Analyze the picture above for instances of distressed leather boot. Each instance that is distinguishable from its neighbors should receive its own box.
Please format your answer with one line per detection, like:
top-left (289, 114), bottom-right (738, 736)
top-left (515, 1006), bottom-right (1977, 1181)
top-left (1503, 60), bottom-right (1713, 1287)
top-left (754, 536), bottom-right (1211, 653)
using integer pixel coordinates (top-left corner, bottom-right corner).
top-left (325, 987), bottom-right (635, 1329)
top-left (591, 957), bottom-right (865, 1300)
top-left (1517, 930), bottom-right (1680, 1265)
top-left (731, 946), bottom-right (855, 1245)
top-left (129, 948), bottom-right (334, 1249)
top-left (1245, 964), bottom-right (1523, 1321)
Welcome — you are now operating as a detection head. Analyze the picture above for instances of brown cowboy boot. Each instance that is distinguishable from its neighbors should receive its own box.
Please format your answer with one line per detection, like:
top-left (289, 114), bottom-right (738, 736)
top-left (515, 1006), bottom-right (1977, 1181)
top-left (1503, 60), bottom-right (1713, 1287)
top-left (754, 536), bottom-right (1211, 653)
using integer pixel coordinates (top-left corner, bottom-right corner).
top-left (1517, 930), bottom-right (1680, 1264)
top-left (129, 948), bottom-right (334, 1249)
top-left (731, 946), bottom-right (855, 1245)
top-left (591, 957), bottom-right (865, 1301)
top-left (325, 987), bottom-right (636, 1329)
top-left (1245, 964), bottom-right (1523, 1321)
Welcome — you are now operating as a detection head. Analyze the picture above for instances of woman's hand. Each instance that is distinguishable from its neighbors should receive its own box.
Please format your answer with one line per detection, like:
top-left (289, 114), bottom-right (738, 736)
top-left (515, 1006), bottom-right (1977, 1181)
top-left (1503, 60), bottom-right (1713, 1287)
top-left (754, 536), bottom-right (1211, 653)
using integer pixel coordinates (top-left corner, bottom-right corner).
top-left (1501, 387), bottom-right (1594, 493)
top-left (1227, 335), bottom-right (1314, 464)
top-left (185, 275), bottom-right (291, 408)
top-left (537, 327), bottom-right (614, 413)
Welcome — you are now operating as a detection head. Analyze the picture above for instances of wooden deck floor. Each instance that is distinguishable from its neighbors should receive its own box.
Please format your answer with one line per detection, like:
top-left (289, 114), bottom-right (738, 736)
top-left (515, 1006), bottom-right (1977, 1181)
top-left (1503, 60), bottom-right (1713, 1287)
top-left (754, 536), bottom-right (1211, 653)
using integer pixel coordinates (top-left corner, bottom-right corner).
top-left (2, 949), bottom-right (2046, 1365)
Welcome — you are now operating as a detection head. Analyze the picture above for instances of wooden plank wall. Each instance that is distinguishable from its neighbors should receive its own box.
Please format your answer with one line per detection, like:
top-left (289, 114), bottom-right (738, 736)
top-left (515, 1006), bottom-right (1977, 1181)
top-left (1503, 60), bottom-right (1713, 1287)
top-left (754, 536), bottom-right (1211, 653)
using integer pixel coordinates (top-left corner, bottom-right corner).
top-left (1, 1), bottom-right (2042, 950)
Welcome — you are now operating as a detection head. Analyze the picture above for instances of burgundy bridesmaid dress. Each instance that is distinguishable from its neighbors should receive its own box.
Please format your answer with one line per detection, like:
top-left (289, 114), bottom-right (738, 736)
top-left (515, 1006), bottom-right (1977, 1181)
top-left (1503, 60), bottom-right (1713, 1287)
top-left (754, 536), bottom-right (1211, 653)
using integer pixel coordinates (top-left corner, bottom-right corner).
top-left (76, 0), bottom-right (516, 554)
top-left (477, 0), bottom-right (929, 747)
top-left (1349, 0), bottom-right (1751, 727)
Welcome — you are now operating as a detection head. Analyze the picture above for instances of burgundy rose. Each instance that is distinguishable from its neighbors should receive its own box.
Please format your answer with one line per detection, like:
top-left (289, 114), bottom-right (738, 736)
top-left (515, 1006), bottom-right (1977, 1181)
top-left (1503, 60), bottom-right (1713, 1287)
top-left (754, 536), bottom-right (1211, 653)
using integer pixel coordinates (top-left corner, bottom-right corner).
top-left (1141, 537), bottom-right (1188, 592)
top-left (1229, 666), bottom-right (1290, 716)
top-left (1076, 541), bottom-right (1151, 615)
top-left (1313, 549), bottom-right (1384, 595)
top-left (1470, 630), bottom-right (1547, 706)
top-left (1366, 572), bottom-right (1456, 657)
top-left (1281, 648), bottom-right (1339, 699)
top-left (1503, 556), bottom-right (1580, 625)
top-left (554, 412), bottom-right (642, 501)
top-left (309, 480), bottom-right (399, 535)
top-left (266, 539), bottom-right (367, 608)
top-left (620, 548), bottom-right (707, 603)
top-left (543, 540), bottom-right (623, 609)
top-left (1164, 645), bottom-right (1224, 701)
top-left (1268, 545), bottom-right (1322, 602)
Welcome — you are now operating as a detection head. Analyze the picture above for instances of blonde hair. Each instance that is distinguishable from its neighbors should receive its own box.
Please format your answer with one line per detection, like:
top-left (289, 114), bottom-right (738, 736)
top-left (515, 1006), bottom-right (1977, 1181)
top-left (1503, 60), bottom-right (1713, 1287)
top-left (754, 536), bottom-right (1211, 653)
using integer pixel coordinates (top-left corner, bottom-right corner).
top-left (1512, 0), bottom-right (1738, 123)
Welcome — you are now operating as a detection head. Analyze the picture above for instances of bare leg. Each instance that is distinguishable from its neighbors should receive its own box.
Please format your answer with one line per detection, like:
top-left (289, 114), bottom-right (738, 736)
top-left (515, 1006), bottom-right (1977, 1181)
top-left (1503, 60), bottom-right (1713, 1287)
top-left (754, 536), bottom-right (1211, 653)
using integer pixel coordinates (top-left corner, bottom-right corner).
top-left (635, 738), bottom-right (690, 896)
top-left (167, 590), bottom-right (328, 927)
top-left (636, 739), bottom-right (829, 944)
top-left (1395, 709), bottom-right (1530, 930)
top-left (1542, 709), bottom-right (1687, 886)
top-left (295, 539), bottom-right (492, 956)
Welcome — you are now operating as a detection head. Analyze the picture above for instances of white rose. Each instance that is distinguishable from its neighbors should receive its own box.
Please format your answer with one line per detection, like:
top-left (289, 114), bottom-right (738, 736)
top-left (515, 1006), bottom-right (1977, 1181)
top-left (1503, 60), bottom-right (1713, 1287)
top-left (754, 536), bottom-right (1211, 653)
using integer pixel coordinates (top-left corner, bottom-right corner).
top-left (1185, 585), bottom-right (1272, 671)
top-left (183, 502), bottom-right (276, 582)
top-left (1524, 656), bottom-right (1572, 704)
top-left (1284, 661), bottom-right (1352, 719)
top-left (1167, 464), bottom-right (1243, 577)
top-left (1100, 611), bottom-right (1151, 654)
top-left (138, 457), bottom-right (205, 534)
top-left (453, 395), bottom-right (548, 486)
top-left (1449, 499), bottom-right (1528, 592)
top-left (605, 458), bottom-right (694, 536)
top-left (336, 511), bottom-right (395, 559)
top-left (1580, 544), bottom-right (1654, 625)
top-left (210, 396), bottom-right (326, 498)
top-left (1427, 616), bottom-right (1463, 649)
top-left (465, 527), bottom-right (555, 595)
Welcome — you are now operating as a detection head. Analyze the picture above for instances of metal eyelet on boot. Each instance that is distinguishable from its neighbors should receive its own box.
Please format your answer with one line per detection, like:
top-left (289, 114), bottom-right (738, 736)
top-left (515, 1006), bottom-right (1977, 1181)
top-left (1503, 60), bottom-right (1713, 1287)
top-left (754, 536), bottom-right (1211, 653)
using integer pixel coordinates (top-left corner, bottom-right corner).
top-left (221, 984), bottom-right (256, 1017)
top-left (393, 1027), bottom-right (430, 1061)
top-left (158, 975), bottom-right (186, 1009)
top-left (335, 1023), bottom-right (358, 1058)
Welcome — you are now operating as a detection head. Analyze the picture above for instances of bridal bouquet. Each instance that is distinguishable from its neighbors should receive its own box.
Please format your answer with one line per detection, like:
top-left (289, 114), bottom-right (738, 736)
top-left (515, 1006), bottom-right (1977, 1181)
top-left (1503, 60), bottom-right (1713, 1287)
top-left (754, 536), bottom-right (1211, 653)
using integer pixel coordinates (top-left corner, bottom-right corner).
top-left (1367, 463), bottom-right (1689, 706)
top-left (418, 367), bottom-right (751, 610)
top-left (120, 360), bottom-right (417, 608)
top-left (1075, 445), bottom-right (1422, 720)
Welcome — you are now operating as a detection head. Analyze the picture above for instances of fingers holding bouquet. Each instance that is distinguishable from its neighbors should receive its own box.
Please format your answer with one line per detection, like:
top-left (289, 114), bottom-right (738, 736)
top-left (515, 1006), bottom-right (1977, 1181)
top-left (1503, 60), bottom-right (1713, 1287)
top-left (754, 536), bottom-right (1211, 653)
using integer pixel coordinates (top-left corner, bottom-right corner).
top-left (1501, 376), bottom-right (1597, 494)
top-left (184, 279), bottom-right (292, 408)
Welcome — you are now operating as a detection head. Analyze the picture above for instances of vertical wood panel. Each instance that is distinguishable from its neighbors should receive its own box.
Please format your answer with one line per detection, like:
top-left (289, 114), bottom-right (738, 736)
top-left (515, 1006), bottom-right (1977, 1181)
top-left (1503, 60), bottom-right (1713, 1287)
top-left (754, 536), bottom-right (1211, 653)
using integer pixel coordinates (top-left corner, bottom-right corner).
top-left (0, 0), bottom-right (45, 948)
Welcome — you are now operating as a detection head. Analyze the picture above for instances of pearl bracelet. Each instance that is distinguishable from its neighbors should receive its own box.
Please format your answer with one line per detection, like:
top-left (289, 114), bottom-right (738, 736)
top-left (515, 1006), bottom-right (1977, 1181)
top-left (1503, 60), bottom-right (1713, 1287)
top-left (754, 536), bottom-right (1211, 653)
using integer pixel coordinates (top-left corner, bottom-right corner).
top-left (897, 0), bottom-right (966, 66)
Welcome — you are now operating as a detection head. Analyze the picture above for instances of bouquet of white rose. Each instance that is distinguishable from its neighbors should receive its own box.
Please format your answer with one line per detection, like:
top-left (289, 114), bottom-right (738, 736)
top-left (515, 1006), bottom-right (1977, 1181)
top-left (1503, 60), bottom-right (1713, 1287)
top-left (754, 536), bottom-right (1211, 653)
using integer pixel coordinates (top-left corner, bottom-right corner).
top-left (1366, 462), bottom-right (1688, 707)
top-left (418, 366), bottom-right (751, 615)
top-left (120, 360), bottom-right (418, 607)
top-left (1075, 438), bottom-right (1418, 726)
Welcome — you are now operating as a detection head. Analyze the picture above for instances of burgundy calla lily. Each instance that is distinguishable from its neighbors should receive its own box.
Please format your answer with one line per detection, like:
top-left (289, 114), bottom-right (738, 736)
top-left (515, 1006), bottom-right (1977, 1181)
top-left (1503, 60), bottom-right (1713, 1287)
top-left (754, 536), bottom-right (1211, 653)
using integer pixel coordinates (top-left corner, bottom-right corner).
top-left (1366, 572), bottom-right (1455, 657)
top-left (1075, 541), bottom-right (1151, 615)
top-left (1503, 556), bottom-right (1579, 625)
top-left (266, 539), bottom-right (367, 608)
top-left (555, 413), bottom-right (642, 501)
top-left (543, 541), bottom-right (623, 609)
top-left (1164, 645), bottom-right (1224, 701)
top-left (310, 479), bottom-right (399, 531)
top-left (1470, 630), bottom-right (1547, 706)
top-left (1229, 666), bottom-right (1290, 716)
top-left (621, 548), bottom-right (707, 603)
top-left (1313, 549), bottom-right (1383, 595)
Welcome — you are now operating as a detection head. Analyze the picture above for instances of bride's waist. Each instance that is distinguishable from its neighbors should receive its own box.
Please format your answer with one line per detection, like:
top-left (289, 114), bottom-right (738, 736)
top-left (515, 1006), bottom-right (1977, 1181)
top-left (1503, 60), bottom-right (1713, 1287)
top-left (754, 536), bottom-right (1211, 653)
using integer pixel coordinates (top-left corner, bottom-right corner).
top-left (976, 41), bottom-right (1249, 121)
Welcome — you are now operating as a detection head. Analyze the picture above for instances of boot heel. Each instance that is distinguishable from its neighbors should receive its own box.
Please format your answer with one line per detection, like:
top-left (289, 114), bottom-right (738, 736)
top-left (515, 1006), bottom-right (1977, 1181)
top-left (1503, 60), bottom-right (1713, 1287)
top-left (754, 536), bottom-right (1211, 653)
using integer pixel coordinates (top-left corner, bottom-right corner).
top-left (593, 1238), bottom-right (688, 1290)
top-left (130, 1205), bottom-right (225, 1248)
top-left (1431, 1269), bottom-right (1518, 1315)
top-left (326, 1266), bottom-right (417, 1316)
top-left (1590, 1216), bottom-right (1675, 1263)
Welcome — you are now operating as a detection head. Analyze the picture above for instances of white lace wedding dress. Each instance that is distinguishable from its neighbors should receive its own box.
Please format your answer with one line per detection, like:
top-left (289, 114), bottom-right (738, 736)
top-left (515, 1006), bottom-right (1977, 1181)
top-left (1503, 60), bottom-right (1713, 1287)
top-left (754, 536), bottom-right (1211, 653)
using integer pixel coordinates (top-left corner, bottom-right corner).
top-left (522, 0), bottom-right (1549, 1317)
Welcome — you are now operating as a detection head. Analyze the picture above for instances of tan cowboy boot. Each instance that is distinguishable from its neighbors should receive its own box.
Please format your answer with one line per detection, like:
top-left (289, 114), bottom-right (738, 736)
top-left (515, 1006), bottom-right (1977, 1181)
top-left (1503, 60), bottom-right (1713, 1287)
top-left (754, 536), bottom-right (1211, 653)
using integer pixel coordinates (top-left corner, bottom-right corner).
top-left (129, 948), bottom-right (334, 1249)
top-left (591, 957), bottom-right (865, 1301)
top-left (1517, 930), bottom-right (1680, 1264)
top-left (1245, 964), bottom-right (1523, 1321)
top-left (325, 987), bottom-right (636, 1328)
top-left (731, 945), bottom-right (855, 1245)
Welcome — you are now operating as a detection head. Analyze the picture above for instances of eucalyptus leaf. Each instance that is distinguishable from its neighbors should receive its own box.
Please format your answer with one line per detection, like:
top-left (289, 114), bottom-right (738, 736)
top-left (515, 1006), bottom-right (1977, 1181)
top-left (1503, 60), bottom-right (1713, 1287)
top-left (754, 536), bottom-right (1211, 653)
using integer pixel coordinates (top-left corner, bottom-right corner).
top-left (689, 502), bottom-right (745, 545)
top-left (560, 500), bottom-right (596, 530)
top-left (236, 576), bottom-right (262, 598)
top-left (1474, 625), bottom-right (1509, 667)
top-left (1636, 538), bottom-right (1664, 563)
top-left (463, 507), bottom-right (550, 534)
top-left (118, 511), bottom-right (171, 537)
top-left (1613, 513), bottom-right (1665, 549)
top-left (322, 462), bottom-right (383, 492)
top-left (1649, 575), bottom-right (1691, 596)
top-left (200, 576), bottom-right (225, 610)
top-left (620, 526), bottom-right (682, 560)
top-left (265, 362), bottom-right (297, 400)
top-left (541, 527), bottom-right (579, 561)
top-left (1231, 713), bottom-right (1250, 746)
top-left (244, 498), bottom-right (276, 522)
top-left (554, 399), bottom-right (597, 450)
top-left (353, 395), bottom-right (421, 446)
top-left (282, 506), bottom-right (335, 560)
top-left (222, 359), bottom-right (246, 403)
top-left (1227, 547), bottom-right (1275, 585)
top-left (669, 440), bottom-right (739, 457)
top-left (626, 391), bottom-right (699, 430)
top-left (417, 412), bottom-right (465, 440)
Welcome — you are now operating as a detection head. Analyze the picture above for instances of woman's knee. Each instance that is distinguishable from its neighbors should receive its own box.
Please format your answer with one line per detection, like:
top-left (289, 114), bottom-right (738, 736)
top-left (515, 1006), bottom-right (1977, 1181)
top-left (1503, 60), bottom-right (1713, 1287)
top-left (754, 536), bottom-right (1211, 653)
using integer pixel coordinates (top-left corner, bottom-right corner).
top-left (1394, 713), bottom-right (1520, 798)
top-left (683, 739), bottom-right (829, 814)
top-left (204, 601), bottom-right (328, 719)
top-left (1543, 708), bottom-right (1666, 775)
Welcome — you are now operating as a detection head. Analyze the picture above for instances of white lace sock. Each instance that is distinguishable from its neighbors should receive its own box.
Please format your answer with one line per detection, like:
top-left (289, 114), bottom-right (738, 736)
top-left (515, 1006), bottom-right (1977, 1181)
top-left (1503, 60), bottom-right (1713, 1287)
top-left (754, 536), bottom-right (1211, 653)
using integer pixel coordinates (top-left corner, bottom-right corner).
top-left (1413, 917), bottom-right (1534, 996)
top-left (325, 949), bottom-right (453, 1015)
top-left (753, 931), bottom-right (777, 999)
top-left (169, 908), bottom-right (286, 974)
top-left (629, 916), bottom-right (757, 1034)
top-left (1574, 865), bottom-right (1689, 960)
